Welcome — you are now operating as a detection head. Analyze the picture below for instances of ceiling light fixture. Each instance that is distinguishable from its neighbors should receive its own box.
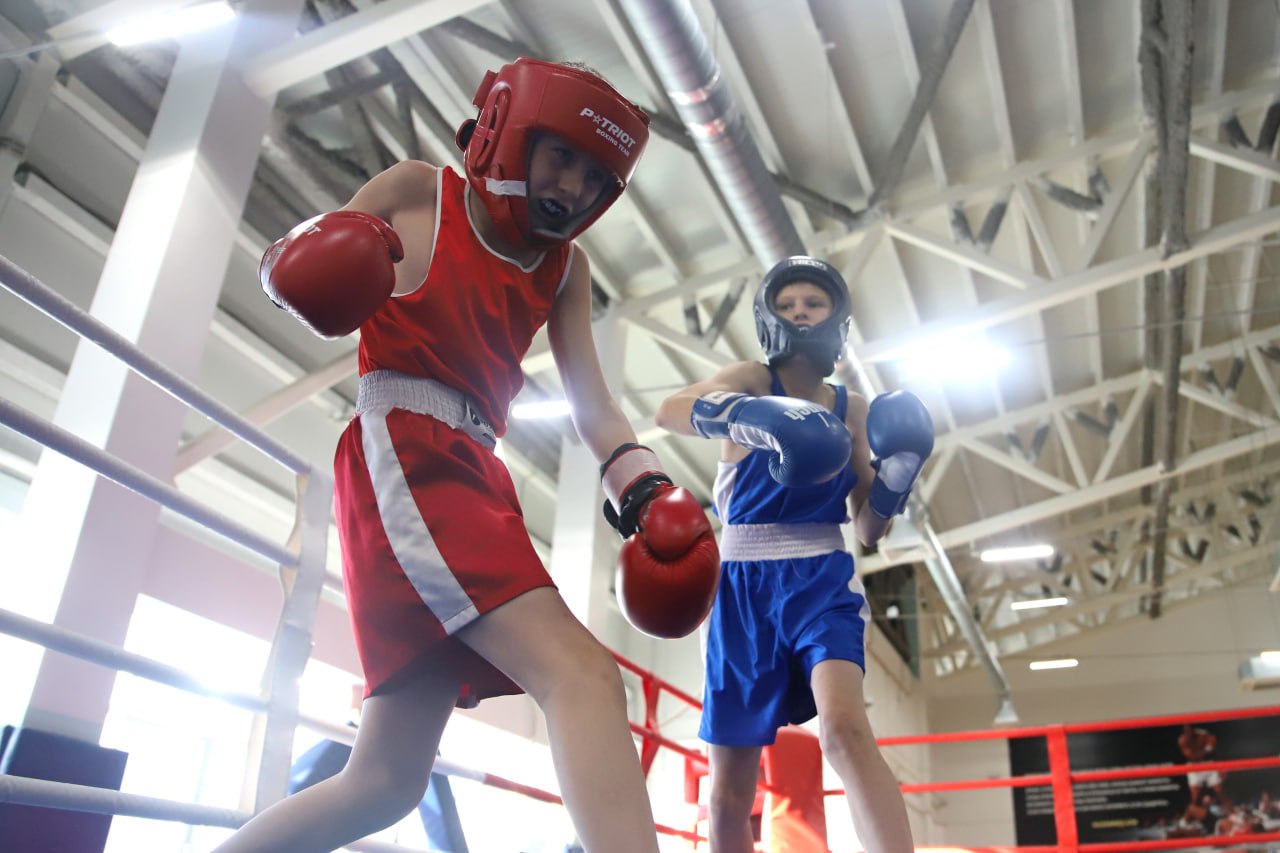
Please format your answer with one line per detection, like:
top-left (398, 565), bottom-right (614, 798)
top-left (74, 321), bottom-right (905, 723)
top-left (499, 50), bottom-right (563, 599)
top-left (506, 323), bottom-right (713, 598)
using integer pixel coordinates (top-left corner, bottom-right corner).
top-left (899, 335), bottom-right (1011, 382)
top-left (980, 544), bottom-right (1055, 562)
top-left (1029, 658), bottom-right (1078, 671)
top-left (1010, 596), bottom-right (1069, 611)
top-left (1238, 654), bottom-right (1280, 691)
top-left (106, 1), bottom-right (236, 47)
top-left (510, 400), bottom-right (572, 420)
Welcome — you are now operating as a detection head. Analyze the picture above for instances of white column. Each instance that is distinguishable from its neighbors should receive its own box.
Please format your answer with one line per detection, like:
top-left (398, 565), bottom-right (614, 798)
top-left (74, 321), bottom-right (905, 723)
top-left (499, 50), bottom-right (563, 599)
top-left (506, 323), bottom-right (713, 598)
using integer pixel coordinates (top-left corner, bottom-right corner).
top-left (548, 311), bottom-right (628, 641)
top-left (12, 0), bottom-right (305, 742)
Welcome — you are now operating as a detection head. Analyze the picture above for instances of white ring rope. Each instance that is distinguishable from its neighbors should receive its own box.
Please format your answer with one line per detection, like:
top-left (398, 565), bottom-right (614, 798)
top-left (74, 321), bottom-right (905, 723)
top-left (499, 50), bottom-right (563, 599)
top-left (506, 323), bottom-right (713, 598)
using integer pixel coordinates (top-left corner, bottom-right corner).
top-left (0, 253), bottom-right (312, 475)
top-left (0, 252), bottom-right (335, 817)
top-left (0, 773), bottom-right (249, 829)
top-left (0, 606), bottom-right (268, 714)
top-left (0, 395), bottom-right (299, 567)
top-left (0, 775), bottom-right (429, 853)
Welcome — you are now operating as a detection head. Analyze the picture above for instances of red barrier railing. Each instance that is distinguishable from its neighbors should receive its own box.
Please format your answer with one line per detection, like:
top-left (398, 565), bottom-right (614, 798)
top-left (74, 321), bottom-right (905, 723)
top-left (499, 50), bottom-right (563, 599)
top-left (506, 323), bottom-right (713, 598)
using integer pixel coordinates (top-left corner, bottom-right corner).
top-left (613, 651), bottom-right (706, 775)
top-left (606, 656), bottom-right (1280, 853)
top-left (835, 704), bottom-right (1280, 853)
top-left (875, 705), bottom-right (1280, 746)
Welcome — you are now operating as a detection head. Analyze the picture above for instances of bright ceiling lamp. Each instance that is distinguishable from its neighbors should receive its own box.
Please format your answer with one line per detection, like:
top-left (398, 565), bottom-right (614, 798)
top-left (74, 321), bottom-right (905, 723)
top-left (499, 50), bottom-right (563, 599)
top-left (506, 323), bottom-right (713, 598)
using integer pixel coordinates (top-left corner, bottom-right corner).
top-left (1261, 650), bottom-right (1280, 663)
top-left (980, 543), bottom-right (1055, 562)
top-left (106, 1), bottom-right (236, 47)
top-left (1010, 596), bottom-right (1069, 611)
top-left (898, 335), bottom-right (1010, 382)
top-left (1029, 658), bottom-right (1078, 671)
top-left (511, 399), bottom-right (572, 420)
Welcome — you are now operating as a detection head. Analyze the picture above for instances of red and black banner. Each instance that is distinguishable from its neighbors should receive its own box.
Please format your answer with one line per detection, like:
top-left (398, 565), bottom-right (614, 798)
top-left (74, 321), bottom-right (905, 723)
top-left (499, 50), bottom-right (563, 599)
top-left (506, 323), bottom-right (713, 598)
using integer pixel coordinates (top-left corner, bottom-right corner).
top-left (1009, 713), bottom-right (1280, 846)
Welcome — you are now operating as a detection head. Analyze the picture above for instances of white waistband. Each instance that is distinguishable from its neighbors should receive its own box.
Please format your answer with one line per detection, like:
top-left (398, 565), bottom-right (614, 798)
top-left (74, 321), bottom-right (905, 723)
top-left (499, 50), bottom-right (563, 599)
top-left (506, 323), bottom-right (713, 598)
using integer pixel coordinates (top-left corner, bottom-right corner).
top-left (356, 370), bottom-right (497, 450)
top-left (718, 523), bottom-right (846, 561)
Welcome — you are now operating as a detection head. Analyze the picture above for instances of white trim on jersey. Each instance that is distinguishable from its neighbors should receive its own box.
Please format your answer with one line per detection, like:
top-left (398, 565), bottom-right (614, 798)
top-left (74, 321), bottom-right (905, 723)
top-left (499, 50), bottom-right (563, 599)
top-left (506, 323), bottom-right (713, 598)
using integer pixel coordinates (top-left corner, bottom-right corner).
top-left (464, 180), bottom-right (544, 273)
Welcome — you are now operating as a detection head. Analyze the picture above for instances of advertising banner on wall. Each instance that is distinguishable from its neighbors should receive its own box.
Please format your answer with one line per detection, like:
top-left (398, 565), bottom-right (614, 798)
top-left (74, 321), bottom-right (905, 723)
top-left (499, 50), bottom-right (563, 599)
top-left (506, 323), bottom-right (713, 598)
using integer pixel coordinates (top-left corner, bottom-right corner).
top-left (1008, 714), bottom-right (1280, 846)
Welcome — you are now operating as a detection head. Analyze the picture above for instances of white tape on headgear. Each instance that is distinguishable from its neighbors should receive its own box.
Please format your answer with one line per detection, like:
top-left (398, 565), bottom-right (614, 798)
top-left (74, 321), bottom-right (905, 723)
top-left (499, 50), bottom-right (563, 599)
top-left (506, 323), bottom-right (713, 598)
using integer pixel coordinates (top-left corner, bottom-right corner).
top-left (485, 178), bottom-right (527, 197)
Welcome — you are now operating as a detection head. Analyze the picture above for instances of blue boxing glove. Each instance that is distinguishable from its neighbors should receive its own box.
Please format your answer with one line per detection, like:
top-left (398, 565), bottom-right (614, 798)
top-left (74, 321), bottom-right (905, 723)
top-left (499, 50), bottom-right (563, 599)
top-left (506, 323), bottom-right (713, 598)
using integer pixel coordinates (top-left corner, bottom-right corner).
top-left (691, 391), bottom-right (852, 486)
top-left (866, 390), bottom-right (934, 518)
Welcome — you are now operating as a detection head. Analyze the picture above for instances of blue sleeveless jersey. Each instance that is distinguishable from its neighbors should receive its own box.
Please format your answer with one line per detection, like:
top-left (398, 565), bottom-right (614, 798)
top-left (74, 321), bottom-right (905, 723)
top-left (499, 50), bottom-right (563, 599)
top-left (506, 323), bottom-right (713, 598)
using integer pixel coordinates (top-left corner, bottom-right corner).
top-left (712, 368), bottom-right (857, 525)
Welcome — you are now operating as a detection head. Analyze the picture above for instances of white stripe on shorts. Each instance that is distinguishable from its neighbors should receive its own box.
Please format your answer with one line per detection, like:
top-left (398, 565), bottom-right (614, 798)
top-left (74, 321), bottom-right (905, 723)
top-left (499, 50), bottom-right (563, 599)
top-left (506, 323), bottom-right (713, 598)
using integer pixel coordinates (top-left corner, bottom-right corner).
top-left (361, 410), bottom-right (480, 634)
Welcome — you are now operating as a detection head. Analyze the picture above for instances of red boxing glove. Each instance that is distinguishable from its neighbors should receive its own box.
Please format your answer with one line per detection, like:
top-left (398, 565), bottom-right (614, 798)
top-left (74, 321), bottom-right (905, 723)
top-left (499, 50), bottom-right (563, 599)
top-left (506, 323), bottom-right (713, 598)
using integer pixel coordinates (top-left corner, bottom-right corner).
top-left (615, 484), bottom-right (720, 639)
top-left (260, 210), bottom-right (403, 339)
top-left (602, 444), bottom-right (720, 639)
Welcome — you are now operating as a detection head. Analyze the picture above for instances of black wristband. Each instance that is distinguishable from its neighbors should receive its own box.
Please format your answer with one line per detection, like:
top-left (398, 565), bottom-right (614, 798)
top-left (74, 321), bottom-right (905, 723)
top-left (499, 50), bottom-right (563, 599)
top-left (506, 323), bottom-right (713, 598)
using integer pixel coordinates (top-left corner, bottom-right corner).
top-left (602, 471), bottom-right (673, 538)
top-left (599, 442), bottom-right (648, 478)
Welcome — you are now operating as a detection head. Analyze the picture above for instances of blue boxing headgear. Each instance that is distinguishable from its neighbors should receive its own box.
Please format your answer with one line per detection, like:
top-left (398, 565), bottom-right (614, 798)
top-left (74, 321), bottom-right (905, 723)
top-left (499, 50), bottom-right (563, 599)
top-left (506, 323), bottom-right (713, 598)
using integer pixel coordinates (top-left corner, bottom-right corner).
top-left (753, 256), bottom-right (851, 377)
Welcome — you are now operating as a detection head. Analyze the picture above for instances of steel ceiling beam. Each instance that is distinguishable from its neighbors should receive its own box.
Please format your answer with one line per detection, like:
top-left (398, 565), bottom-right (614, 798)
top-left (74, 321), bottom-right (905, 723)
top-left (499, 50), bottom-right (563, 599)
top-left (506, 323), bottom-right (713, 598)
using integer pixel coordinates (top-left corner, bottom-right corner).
top-left (859, 203), bottom-right (1280, 366)
top-left (243, 0), bottom-right (490, 95)
top-left (868, 0), bottom-right (975, 209)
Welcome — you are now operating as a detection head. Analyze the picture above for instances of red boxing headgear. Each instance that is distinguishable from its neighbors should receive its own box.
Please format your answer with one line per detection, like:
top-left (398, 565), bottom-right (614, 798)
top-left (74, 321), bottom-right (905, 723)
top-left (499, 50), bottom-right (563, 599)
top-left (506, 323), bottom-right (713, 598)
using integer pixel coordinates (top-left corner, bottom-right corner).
top-left (455, 58), bottom-right (651, 248)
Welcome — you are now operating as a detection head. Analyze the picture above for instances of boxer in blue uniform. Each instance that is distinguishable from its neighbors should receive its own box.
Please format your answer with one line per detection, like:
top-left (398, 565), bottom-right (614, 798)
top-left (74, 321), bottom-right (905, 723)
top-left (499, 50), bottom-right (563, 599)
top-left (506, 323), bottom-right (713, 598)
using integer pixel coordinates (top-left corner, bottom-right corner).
top-left (657, 256), bottom-right (932, 853)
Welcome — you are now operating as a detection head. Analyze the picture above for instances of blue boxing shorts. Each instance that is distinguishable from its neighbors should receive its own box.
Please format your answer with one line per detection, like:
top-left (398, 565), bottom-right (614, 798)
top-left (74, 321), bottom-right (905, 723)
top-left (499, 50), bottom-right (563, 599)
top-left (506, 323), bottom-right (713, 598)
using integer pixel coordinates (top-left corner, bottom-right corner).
top-left (699, 524), bottom-right (869, 747)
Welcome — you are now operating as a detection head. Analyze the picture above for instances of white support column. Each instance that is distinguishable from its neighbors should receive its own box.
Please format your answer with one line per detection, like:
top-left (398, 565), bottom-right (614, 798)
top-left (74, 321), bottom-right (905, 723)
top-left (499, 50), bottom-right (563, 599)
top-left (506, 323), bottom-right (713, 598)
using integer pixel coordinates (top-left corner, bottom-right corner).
top-left (548, 311), bottom-right (627, 642)
top-left (12, 0), bottom-right (305, 742)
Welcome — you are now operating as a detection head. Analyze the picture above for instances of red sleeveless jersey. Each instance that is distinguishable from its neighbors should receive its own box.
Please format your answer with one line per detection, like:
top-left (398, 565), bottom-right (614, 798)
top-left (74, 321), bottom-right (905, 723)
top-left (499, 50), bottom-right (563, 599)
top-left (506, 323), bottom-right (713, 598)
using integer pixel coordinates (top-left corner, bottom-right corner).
top-left (357, 166), bottom-right (573, 435)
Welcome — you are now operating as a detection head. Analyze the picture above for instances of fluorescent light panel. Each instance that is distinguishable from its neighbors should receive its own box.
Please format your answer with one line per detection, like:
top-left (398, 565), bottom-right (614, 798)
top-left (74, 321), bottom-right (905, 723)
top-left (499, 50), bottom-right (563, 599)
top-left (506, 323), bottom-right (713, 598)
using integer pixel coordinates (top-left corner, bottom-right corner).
top-left (510, 400), bottom-right (572, 419)
top-left (1029, 658), bottom-right (1078, 671)
top-left (980, 544), bottom-right (1055, 562)
top-left (106, 1), bottom-right (235, 47)
top-left (1011, 596), bottom-right (1069, 611)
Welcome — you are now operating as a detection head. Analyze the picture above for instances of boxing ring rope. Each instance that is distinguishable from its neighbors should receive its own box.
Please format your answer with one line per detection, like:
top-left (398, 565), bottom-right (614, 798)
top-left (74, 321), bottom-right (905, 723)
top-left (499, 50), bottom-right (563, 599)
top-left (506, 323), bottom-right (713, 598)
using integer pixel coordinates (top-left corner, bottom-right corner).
top-left (0, 774), bottom-right (426, 853)
top-left (0, 254), bottom-right (312, 477)
top-left (0, 252), bottom-right (333, 817)
top-left (0, 604), bottom-right (705, 846)
top-left (293, 710), bottom-right (705, 844)
top-left (0, 394), bottom-right (297, 569)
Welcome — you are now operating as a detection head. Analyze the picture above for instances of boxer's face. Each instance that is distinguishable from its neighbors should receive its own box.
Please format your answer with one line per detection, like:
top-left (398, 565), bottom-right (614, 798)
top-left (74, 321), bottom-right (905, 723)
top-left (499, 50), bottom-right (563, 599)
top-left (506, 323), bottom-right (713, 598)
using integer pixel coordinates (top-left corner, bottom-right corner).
top-left (526, 133), bottom-right (610, 231)
top-left (774, 282), bottom-right (833, 328)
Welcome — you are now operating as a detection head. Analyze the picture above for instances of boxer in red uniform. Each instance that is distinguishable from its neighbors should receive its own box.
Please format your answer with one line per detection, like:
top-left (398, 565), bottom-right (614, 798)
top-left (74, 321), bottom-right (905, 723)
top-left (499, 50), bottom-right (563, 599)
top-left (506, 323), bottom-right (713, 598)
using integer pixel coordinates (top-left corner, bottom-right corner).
top-left (217, 59), bottom-right (718, 853)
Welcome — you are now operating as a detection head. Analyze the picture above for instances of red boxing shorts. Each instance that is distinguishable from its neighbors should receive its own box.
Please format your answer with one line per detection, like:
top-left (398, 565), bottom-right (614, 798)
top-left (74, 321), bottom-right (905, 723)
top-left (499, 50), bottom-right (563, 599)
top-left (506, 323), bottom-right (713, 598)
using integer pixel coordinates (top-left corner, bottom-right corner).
top-left (334, 406), bottom-right (554, 702)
